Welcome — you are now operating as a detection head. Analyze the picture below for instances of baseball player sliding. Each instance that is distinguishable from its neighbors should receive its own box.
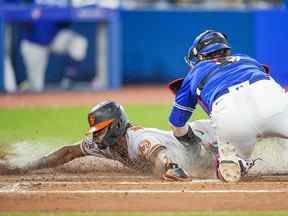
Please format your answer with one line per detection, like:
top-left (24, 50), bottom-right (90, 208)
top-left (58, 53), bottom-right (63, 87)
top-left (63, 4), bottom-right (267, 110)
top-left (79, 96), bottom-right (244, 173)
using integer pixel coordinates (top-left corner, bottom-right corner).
top-left (0, 101), bottom-right (217, 181)
top-left (168, 29), bottom-right (288, 182)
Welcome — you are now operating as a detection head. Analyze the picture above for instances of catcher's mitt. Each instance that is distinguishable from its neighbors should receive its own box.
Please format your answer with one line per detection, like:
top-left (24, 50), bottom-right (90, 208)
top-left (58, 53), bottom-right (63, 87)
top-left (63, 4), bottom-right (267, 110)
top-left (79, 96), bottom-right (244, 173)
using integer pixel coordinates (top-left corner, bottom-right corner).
top-left (162, 162), bottom-right (191, 181)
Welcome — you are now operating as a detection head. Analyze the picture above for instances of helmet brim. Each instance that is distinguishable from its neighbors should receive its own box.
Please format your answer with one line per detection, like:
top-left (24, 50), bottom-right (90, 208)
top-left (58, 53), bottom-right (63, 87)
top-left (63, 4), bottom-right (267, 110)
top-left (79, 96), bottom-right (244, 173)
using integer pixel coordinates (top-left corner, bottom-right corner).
top-left (88, 119), bottom-right (114, 133)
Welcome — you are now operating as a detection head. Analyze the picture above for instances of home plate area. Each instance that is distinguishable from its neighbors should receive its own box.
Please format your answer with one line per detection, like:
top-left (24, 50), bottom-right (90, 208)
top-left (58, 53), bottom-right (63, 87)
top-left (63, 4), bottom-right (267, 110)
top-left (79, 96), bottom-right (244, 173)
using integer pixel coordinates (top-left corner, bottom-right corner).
top-left (0, 170), bottom-right (288, 212)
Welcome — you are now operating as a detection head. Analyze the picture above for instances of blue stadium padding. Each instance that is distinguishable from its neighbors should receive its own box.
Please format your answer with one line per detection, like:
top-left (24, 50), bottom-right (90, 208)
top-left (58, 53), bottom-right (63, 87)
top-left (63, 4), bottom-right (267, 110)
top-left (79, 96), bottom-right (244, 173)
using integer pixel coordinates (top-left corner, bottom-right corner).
top-left (108, 11), bottom-right (121, 89)
top-left (254, 10), bottom-right (288, 86)
top-left (45, 22), bottom-right (97, 82)
top-left (1, 6), bottom-right (288, 89)
top-left (121, 9), bottom-right (254, 83)
top-left (0, 15), bottom-right (4, 91)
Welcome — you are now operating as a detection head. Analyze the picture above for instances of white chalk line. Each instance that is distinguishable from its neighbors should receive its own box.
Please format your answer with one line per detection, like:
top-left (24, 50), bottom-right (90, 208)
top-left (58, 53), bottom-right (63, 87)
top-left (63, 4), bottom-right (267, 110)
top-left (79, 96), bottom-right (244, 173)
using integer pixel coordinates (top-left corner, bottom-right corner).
top-left (0, 182), bottom-right (288, 194)
top-left (0, 179), bottom-right (220, 186)
top-left (1, 189), bottom-right (288, 194)
top-left (1, 179), bottom-right (287, 194)
top-left (0, 183), bottom-right (22, 192)
top-left (0, 179), bottom-right (222, 187)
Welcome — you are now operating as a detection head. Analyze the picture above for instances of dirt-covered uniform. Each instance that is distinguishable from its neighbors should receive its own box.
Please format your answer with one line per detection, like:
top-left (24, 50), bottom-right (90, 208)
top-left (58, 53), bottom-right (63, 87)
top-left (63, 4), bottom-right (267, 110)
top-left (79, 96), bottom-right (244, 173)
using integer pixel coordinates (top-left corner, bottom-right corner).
top-left (81, 119), bottom-right (217, 174)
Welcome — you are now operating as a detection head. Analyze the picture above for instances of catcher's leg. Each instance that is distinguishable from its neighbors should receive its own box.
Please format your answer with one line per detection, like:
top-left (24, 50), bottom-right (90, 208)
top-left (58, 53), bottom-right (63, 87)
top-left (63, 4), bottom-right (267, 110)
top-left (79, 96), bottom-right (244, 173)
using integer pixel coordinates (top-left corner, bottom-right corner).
top-left (211, 89), bottom-right (258, 182)
top-left (216, 137), bottom-right (257, 182)
top-left (260, 105), bottom-right (288, 140)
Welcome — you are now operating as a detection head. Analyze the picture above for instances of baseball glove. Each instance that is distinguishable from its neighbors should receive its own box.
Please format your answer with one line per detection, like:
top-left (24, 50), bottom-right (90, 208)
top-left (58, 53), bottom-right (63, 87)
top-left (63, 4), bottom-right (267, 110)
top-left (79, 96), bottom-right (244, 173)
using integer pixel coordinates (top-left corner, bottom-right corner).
top-left (162, 162), bottom-right (191, 181)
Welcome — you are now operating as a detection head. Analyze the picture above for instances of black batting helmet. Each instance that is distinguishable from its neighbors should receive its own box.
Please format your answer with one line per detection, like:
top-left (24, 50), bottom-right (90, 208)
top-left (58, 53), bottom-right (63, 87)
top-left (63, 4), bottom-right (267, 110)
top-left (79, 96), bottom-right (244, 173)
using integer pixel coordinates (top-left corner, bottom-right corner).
top-left (88, 101), bottom-right (129, 149)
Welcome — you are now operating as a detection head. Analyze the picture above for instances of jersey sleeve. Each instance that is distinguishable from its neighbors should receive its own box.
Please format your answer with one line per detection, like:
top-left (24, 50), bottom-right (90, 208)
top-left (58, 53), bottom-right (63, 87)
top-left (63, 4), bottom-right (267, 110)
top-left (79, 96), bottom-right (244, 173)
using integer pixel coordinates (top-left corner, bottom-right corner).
top-left (136, 136), bottom-right (166, 161)
top-left (80, 135), bottom-right (103, 156)
top-left (169, 74), bottom-right (198, 127)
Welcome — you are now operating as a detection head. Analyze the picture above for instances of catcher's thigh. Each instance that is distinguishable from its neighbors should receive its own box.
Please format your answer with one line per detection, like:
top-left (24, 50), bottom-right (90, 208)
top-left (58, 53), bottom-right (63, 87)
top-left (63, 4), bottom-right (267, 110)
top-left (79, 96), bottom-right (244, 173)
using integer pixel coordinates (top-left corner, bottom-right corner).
top-left (250, 80), bottom-right (288, 138)
top-left (211, 88), bottom-right (258, 159)
top-left (260, 106), bottom-right (288, 139)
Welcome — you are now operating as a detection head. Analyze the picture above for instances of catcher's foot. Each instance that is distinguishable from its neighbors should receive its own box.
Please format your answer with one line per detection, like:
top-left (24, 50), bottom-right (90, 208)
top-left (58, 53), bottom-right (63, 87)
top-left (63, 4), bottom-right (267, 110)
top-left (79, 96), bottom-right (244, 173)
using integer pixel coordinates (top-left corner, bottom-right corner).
top-left (218, 160), bottom-right (241, 182)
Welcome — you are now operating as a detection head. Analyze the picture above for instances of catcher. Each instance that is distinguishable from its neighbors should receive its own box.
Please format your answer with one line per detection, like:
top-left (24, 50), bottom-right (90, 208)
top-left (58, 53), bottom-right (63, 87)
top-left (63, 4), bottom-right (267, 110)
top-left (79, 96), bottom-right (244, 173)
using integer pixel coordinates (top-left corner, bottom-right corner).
top-left (0, 101), bottom-right (217, 181)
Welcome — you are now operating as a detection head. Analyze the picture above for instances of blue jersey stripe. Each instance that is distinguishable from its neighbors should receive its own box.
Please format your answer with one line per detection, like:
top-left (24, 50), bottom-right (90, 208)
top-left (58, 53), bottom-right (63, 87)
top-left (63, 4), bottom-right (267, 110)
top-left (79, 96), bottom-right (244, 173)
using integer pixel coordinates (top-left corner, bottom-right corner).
top-left (174, 102), bottom-right (195, 113)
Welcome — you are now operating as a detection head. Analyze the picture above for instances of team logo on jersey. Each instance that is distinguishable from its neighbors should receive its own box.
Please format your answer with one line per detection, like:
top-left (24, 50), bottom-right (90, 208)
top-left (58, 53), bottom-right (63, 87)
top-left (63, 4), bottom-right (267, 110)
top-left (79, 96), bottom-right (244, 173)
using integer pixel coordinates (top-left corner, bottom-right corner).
top-left (139, 140), bottom-right (152, 159)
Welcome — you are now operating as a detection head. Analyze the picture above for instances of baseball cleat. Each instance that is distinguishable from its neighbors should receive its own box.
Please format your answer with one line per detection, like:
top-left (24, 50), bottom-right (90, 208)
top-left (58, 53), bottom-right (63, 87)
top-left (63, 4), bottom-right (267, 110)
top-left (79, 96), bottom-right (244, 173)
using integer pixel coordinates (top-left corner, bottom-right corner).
top-left (218, 160), bottom-right (241, 182)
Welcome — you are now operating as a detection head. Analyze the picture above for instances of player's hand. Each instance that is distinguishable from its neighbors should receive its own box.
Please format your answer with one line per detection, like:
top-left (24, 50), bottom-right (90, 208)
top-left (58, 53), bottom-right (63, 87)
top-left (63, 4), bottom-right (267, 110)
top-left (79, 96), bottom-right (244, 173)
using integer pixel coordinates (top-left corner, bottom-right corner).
top-left (162, 162), bottom-right (191, 181)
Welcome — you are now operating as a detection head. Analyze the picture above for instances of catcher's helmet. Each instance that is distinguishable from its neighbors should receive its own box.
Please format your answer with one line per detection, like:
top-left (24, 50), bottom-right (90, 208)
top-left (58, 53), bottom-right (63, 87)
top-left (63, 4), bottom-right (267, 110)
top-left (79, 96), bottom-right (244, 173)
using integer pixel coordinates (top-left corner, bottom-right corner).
top-left (185, 30), bottom-right (230, 66)
top-left (87, 101), bottom-right (129, 149)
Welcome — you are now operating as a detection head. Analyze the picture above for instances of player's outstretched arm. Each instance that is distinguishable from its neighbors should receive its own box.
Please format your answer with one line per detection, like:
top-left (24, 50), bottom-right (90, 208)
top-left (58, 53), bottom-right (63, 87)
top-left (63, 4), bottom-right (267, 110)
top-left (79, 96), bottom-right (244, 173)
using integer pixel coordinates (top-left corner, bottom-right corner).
top-left (22, 143), bottom-right (85, 173)
top-left (0, 143), bottom-right (85, 175)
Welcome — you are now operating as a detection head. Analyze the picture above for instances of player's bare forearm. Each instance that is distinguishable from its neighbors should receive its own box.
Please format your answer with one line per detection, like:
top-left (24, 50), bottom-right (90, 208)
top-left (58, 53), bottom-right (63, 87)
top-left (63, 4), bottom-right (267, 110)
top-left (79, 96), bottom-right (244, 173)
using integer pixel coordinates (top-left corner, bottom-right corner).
top-left (21, 143), bottom-right (84, 173)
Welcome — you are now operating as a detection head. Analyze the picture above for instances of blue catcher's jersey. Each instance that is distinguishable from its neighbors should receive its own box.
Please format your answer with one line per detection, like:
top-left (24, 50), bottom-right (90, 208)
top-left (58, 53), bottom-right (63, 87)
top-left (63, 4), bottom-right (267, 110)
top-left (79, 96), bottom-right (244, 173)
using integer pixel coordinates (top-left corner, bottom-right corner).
top-left (169, 54), bottom-right (269, 127)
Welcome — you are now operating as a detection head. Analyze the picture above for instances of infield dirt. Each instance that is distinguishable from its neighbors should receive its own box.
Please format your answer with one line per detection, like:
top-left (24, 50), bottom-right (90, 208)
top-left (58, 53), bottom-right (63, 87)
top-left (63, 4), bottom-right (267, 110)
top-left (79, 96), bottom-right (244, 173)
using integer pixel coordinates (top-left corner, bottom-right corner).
top-left (1, 169), bottom-right (288, 211)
